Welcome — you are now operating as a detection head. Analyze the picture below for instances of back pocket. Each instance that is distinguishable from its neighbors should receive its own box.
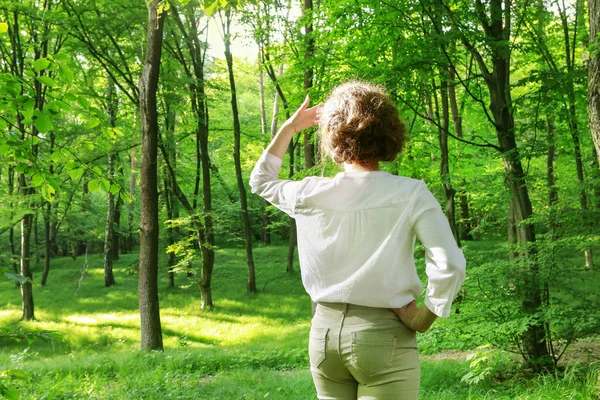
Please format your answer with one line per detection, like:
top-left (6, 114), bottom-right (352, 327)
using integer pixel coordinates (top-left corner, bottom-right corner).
top-left (350, 331), bottom-right (396, 376)
top-left (308, 327), bottom-right (329, 369)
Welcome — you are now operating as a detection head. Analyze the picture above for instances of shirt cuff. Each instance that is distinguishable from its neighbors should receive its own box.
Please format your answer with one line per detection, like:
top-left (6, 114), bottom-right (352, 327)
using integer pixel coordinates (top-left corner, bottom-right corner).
top-left (424, 296), bottom-right (453, 318)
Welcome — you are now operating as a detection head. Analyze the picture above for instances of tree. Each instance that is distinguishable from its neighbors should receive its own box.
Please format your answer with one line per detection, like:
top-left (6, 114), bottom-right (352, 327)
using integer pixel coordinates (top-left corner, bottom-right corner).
top-left (590, 0), bottom-right (600, 167)
top-left (138, 0), bottom-right (165, 351)
top-left (222, 8), bottom-right (257, 293)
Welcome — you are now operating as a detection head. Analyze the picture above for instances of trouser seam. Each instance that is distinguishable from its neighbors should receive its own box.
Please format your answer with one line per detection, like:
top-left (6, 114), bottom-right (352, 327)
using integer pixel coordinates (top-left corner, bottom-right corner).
top-left (337, 303), bottom-right (348, 366)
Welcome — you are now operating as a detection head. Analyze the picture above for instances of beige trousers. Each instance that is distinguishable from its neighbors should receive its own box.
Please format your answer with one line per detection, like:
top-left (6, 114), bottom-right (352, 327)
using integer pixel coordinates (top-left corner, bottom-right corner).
top-left (309, 302), bottom-right (420, 400)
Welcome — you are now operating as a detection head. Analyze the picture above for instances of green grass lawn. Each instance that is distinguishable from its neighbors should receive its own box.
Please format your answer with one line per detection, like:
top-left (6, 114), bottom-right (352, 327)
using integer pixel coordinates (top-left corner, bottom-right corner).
top-left (1, 244), bottom-right (599, 399)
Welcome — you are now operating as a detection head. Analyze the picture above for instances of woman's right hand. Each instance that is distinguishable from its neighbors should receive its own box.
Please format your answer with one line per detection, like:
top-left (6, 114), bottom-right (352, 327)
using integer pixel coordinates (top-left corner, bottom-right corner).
top-left (282, 95), bottom-right (322, 135)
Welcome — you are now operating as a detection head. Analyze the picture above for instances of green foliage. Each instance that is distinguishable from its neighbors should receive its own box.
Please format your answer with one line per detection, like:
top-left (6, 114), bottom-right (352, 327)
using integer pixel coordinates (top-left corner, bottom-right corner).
top-left (461, 346), bottom-right (516, 385)
top-left (1, 247), bottom-right (598, 398)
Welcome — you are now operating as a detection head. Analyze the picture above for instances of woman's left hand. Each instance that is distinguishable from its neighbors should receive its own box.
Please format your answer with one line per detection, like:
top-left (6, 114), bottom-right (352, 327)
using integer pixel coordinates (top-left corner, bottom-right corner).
top-left (391, 301), bottom-right (438, 333)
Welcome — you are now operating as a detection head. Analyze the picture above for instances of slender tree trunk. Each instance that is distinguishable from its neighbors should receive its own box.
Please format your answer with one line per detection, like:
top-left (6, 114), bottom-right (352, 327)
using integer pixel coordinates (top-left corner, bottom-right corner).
top-left (104, 153), bottom-right (117, 287)
top-left (263, 63), bottom-right (285, 245)
top-left (590, 0), bottom-right (600, 167)
top-left (41, 131), bottom-right (55, 286)
top-left (448, 66), bottom-right (473, 241)
top-left (41, 203), bottom-right (52, 286)
top-left (559, 0), bottom-right (594, 267)
top-left (270, 65), bottom-right (283, 136)
top-left (547, 115), bottom-right (559, 237)
top-left (33, 212), bottom-right (40, 266)
top-left (287, 144), bottom-right (296, 274)
top-left (8, 166), bottom-right (19, 288)
top-left (262, 54), bottom-right (295, 271)
top-left (125, 147), bottom-right (137, 253)
top-left (165, 173), bottom-right (176, 288)
top-left (435, 77), bottom-right (460, 246)
top-left (162, 102), bottom-right (177, 288)
top-left (224, 11), bottom-right (256, 293)
top-left (138, 0), bottom-right (165, 351)
top-left (258, 53), bottom-right (267, 135)
top-left (170, 4), bottom-right (215, 307)
top-left (113, 191), bottom-right (122, 261)
top-left (20, 210), bottom-right (35, 321)
top-left (303, 0), bottom-right (316, 169)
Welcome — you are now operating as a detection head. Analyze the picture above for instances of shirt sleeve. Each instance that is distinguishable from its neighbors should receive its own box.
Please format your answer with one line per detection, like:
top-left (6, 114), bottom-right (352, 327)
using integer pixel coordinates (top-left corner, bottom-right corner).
top-left (410, 183), bottom-right (466, 318)
top-left (249, 151), bottom-right (308, 218)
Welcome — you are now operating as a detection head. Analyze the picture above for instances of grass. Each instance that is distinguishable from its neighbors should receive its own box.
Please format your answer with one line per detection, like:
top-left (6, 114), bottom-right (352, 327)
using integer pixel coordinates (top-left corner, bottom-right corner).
top-left (1, 243), bottom-right (599, 399)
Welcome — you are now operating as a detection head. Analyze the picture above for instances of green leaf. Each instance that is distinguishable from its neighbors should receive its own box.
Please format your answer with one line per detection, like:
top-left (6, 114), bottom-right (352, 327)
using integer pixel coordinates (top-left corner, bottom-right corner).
top-left (88, 179), bottom-right (100, 193)
top-left (109, 184), bottom-right (120, 194)
top-left (69, 168), bottom-right (84, 181)
top-left (23, 97), bottom-right (36, 110)
top-left (37, 76), bottom-right (56, 87)
top-left (77, 96), bottom-right (90, 110)
top-left (53, 53), bottom-right (68, 62)
top-left (64, 93), bottom-right (78, 103)
top-left (6, 81), bottom-right (21, 96)
top-left (0, 22), bottom-right (8, 34)
top-left (6, 369), bottom-right (29, 380)
top-left (31, 173), bottom-right (45, 187)
top-left (41, 183), bottom-right (56, 201)
top-left (0, 145), bottom-right (10, 155)
top-left (50, 151), bottom-right (62, 163)
top-left (157, 0), bottom-right (170, 15)
top-left (203, 0), bottom-right (219, 17)
top-left (3, 272), bottom-right (27, 285)
top-left (86, 117), bottom-right (100, 129)
top-left (22, 109), bottom-right (34, 119)
top-left (0, 383), bottom-right (20, 400)
top-left (55, 99), bottom-right (72, 111)
top-left (101, 178), bottom-right (110, 191)
top-left (33, 58), bottom-right (50, 73)
top-left (58, 64), bottom-right (74, 84)
top-left (34, 115), bottom-right (53, 133)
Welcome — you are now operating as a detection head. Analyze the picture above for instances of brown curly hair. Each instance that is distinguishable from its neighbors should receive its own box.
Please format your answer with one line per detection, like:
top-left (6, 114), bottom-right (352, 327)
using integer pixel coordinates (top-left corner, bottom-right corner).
top-left (319, 81), bottom-right (406, 166)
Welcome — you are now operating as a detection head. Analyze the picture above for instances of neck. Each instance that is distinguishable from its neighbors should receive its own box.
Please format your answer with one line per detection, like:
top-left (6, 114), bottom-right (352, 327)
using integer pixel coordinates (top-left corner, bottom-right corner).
top-left (343, 161), bottom-right (380, 172)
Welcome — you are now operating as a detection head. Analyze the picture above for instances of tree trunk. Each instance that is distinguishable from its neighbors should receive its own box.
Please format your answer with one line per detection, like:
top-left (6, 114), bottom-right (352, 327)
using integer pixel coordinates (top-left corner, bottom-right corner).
top-left (448, 66), bottom-right (473, 241)
top-left (449, 0), bottom-right (550, 368)
top-left (170, 4), bottom-right (215, 307)
top-left (41, 131), bottom-right (56, 286)
top-left (303, 0), bottom-right (316, 169)
top-left (104, 153), bottom-right (117, 287)
top-left (166, 178), bottom-right (176, 288)
top-left (20, 209), bottom-right (35, 321)
top-left (41, 203), bottom-right (52, 286)
top-left (436, 76), bottom-right (461, 247)
top-left (125, 146), bottom-right (137, 253)
top-left (138, 0), bottom-right (165, 351)
top-left (8, 166), bottom-right (19, 288)
top-left (258, 53), bottom-right (267, 135)
top-left (263, 64), bottom-right (285, 246)
top-left (113, 192), bottom-right (122, 261)
top-left (589, 0), bottom-right (600, 167)
top-left (224, 11), bottom-right (256, 293)
top-left (287, 141), bottom-right (297, 274)
top-left (33, 212), bottom-right (40, 266)
top-left (557, 0), bottom-right (594, 268)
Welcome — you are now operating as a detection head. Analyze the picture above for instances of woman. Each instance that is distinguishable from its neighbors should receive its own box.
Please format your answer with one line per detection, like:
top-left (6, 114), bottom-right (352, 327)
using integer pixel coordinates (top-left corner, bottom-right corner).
top-left (250, 81), bottom-right (466, 399)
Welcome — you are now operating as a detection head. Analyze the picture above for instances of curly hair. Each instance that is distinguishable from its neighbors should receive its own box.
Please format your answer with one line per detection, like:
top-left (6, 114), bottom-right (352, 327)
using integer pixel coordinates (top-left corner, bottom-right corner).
top-left (318, 81), bottom-right (406, 166)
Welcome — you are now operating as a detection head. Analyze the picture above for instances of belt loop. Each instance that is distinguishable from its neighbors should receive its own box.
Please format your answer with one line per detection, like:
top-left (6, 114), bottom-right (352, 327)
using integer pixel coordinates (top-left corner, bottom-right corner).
top-left (342, 303), bottom-right (348, 315)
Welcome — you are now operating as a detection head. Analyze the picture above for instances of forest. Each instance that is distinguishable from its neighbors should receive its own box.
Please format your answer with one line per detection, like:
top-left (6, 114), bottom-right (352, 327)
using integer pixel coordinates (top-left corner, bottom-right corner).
top-left (1, 0), bottom-right (600, 398)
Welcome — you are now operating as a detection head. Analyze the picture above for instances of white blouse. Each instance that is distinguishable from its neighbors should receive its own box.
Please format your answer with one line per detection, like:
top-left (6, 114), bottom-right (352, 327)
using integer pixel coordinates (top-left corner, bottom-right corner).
top-left (249, 152), bottom-right (466, 318)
